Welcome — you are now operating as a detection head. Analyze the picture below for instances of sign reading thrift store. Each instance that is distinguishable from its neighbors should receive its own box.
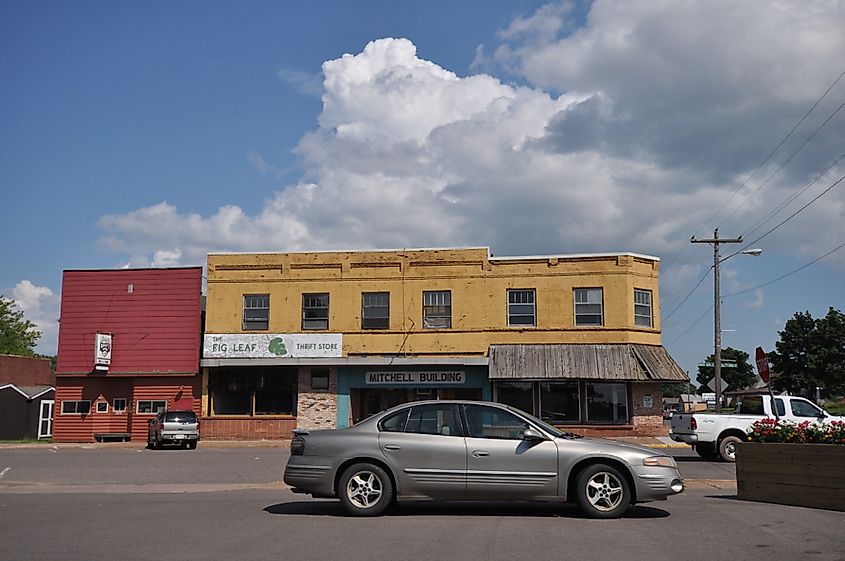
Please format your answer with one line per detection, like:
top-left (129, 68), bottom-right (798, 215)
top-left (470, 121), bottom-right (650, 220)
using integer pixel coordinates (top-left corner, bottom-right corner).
top-left (203, 334), bottom-right (343, 358)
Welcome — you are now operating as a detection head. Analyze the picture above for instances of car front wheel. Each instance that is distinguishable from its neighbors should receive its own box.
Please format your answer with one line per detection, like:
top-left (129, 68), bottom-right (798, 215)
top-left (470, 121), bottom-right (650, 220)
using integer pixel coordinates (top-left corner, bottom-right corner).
top-left (575, 464), bottom-right (631, 519)
top-left (338, 463), bottom-right (393, 517)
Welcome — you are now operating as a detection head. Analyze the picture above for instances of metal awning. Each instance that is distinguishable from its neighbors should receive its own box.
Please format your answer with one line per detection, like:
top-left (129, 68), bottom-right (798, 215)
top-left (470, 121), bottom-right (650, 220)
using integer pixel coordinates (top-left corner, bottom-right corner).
top-left (489, 344), bottom-right (688, 382)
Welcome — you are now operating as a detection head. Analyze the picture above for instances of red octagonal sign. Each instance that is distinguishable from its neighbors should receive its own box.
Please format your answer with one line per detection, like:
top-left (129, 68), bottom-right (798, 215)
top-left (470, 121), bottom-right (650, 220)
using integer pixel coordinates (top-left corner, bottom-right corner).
top-left (755, 347), bottom-right (770, 384)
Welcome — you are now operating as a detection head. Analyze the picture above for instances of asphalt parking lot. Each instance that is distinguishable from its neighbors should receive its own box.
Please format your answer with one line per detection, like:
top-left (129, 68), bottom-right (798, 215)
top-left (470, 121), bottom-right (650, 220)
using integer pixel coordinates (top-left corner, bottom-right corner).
top-left (0, 445), bottom-right (842, 561)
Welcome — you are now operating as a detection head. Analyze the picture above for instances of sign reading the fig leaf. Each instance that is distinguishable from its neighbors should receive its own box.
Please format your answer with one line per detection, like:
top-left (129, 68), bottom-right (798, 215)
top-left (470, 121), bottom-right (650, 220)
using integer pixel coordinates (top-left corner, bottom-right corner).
top-left (203, 334), bottom-right (343, 358)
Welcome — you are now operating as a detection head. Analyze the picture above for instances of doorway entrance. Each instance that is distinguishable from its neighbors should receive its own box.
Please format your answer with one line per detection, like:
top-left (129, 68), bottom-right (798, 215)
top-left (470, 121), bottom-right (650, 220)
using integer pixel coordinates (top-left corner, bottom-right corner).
top-left (38, 399), bottom-right (54, 439)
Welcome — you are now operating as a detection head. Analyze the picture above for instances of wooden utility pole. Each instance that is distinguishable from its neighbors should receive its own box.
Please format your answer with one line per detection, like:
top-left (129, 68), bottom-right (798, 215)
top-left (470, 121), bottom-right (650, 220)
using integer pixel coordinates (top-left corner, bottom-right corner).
top-left (691, 229), bottom-right (743, 413)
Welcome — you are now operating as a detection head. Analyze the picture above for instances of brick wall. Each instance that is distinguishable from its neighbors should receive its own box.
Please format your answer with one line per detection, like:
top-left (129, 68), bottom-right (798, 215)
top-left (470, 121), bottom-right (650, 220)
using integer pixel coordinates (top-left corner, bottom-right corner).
top-left (631, 381), bottom-right (667, 436)
top-left (296, 367), bottom-right (338, 430)
top-left (200, 417), bottom-right (296, 440)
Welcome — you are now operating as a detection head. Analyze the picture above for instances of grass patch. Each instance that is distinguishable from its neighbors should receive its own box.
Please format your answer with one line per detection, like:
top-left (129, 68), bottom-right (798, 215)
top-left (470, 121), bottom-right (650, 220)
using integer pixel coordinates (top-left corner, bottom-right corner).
top-left (0, 439), bottom-right (52, 445)
top-left (824, 401), bottom-right (845, 415)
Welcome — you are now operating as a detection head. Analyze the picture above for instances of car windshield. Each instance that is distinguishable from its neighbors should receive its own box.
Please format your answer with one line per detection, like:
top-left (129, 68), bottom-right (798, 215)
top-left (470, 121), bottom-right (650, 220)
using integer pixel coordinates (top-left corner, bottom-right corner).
top-left (506, 406), bottom-right (581, 439)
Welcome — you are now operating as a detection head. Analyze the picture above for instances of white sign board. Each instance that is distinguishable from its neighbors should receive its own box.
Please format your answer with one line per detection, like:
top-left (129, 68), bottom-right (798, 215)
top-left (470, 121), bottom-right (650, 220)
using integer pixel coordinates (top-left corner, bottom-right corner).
top-left (94, 333), bottom-right (112, 370)
top-left (203, 334), bottom-right (343, 358)
top-left (642, 394), bottom-right (654, 408)
top-left (366, 371), bottom-right (465, 385)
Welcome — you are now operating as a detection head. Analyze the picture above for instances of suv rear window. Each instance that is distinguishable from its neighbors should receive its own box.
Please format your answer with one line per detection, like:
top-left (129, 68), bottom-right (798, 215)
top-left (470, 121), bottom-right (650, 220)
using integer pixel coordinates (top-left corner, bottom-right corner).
top-left (738, 396), bottom-right (764, 415)
top-left (164, 411), bottom-right (197, 423)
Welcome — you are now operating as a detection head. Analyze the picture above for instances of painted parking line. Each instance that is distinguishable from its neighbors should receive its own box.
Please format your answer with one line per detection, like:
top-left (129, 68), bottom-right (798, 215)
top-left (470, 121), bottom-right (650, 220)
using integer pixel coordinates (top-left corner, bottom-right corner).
top-left (0, 467), bottom-right (10, 480)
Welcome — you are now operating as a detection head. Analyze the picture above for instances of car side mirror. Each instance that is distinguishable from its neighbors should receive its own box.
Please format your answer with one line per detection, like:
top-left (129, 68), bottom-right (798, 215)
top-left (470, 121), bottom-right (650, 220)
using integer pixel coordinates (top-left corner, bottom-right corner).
top-left (522, 428), bottom-right (546, 441)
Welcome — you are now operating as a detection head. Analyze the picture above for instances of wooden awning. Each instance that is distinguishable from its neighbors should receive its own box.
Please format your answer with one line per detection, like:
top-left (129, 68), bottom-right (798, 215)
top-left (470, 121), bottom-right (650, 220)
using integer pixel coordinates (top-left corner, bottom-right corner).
top-left (489, 344), bottom-right (688, 382)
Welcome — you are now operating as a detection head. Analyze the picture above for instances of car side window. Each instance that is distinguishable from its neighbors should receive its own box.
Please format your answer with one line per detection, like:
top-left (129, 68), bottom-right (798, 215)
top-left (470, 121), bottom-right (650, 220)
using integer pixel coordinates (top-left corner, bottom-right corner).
top-left (404, 404), bottom-right (463, 436)
top-left (774, 398), bottom-right (786, 417)
top-left (463, 404), bottom-right (530, 440)
top-left (379, 408), bottom-right (411, 432)
top-left (791, 399), bottom-right (823, 418)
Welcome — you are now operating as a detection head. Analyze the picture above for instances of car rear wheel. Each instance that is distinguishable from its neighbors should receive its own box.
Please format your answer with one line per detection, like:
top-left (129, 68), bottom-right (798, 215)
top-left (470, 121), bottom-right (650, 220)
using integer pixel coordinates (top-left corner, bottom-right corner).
top-left (575, 464), bottom-right (631, 519)
top-left (718, 436), bottom-right (742, 462)
top-left (338, 463), bottom-right (393, 517)
top-left (187, 441), bottom-right (197, 450)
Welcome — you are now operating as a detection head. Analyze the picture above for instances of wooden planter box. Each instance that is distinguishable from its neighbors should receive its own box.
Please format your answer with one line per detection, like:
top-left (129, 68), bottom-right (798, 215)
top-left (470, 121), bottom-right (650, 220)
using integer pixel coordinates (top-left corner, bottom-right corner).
top-left (736, 442), bottom-right (845, 512)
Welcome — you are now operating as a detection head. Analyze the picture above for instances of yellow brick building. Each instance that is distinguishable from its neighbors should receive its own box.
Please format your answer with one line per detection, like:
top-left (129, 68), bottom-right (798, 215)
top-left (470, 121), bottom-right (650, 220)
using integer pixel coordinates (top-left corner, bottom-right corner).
top-left (200, 247), bottom-right (687, 439)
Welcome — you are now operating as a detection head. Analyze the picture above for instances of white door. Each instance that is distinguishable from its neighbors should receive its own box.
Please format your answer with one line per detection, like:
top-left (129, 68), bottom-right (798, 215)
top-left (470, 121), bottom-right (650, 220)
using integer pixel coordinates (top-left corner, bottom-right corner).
top-left (38, 399), bottom-right (54, 439)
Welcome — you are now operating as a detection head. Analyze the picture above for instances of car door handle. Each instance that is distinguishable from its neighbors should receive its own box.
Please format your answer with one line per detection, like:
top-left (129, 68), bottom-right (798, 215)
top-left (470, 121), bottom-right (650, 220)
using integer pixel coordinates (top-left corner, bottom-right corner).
top-left (383, 444), bottom-right (401, 451)
top-left (472, 450), bottom-right (489, 458)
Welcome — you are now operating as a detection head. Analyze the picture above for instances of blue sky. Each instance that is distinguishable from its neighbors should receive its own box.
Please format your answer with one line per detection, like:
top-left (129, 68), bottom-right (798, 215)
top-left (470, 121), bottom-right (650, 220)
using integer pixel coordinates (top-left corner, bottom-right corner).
top-left (2, 1), bottom-right (843, 381)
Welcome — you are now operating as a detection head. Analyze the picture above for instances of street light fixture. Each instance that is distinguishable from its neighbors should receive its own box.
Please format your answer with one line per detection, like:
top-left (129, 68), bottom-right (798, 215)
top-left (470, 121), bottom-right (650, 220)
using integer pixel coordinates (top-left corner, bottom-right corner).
top-left (691, 229), bottom-right (763, 413)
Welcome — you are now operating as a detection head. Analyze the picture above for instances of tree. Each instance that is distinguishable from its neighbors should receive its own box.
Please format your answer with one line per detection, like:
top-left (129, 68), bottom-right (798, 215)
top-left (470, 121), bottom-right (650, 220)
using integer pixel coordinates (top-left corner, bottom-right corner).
top-left (696, 347), bottom-right (756, 393)
top-left (771, 307), bottom-right (845, 396)
top-left (0, 295), bottom-right (42, 357)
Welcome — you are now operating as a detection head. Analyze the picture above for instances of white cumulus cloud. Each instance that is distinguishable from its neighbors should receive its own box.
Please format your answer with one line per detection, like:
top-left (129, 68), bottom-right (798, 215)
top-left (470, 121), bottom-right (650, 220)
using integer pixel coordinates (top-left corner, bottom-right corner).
top-left (96, 3), bottom-right (845, 280)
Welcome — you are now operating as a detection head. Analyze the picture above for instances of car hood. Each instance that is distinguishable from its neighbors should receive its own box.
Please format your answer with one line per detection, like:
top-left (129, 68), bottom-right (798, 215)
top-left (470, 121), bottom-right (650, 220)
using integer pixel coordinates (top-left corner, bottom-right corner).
top-left (571, 436), bottom-right (666, 458)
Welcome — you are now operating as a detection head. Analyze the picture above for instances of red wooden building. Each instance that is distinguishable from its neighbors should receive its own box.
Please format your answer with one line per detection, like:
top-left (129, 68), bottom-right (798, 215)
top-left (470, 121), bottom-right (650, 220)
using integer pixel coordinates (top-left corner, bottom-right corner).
top-left (54, 267), bottom-right (202, 442)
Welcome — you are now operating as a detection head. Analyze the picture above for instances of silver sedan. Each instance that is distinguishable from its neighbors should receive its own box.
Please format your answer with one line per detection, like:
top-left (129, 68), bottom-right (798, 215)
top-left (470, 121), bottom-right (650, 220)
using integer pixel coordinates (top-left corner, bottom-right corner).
top-left (284, 400), bottom-right (684, 518)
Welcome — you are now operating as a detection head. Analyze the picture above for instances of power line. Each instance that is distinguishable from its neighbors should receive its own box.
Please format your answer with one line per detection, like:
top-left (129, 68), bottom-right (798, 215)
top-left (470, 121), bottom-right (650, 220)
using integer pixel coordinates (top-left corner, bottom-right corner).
top-left (701, 68), bottom-right (845, 237)
top-left (741, 172), bottom-right (845, 250)
top-left (663, 266), bottom-right (713, 322)
top-left (719, 98), bottom-right (845, 230)
top-left (724, 239), bottom-right (845, 298)
top-left (661, 69), bottom-right (845, 305)
top-left (742, 150), bottom-right (845, 240)
top-left (665, 303), bottom-right (713, 346)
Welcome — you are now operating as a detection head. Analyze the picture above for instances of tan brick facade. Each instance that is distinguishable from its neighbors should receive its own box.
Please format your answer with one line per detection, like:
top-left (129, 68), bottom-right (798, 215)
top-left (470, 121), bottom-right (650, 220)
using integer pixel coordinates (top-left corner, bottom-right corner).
top-left (295, 367), bottom-right (338, 430)
top-left (631, 382), bottom-right (667, 436)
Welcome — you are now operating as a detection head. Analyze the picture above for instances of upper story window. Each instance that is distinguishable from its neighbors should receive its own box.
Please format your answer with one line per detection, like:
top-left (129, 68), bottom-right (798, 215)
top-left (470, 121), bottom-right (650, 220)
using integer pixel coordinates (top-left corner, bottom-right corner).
top-left (302, 293), bottom-right (329, 330)
top-left (507, 289), bottom-right (536, 327)
top-left (423, 290), bottom-right (451, 329)
top-left (634, 289), bottom-right (653, 327)
top-left (243, 294), bottom-right (269, 331)
top-left (574, 288), bottom-right (603, 326)
top-left (362, 292), bottom-right (390, 329)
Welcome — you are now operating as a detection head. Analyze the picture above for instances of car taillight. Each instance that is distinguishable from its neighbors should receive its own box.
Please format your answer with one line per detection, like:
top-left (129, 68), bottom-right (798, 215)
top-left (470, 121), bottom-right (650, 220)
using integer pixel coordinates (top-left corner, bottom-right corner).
top-left (690, 416), bottom-right (697, 430)
top-left (290, 434), bottom-right (305, 456)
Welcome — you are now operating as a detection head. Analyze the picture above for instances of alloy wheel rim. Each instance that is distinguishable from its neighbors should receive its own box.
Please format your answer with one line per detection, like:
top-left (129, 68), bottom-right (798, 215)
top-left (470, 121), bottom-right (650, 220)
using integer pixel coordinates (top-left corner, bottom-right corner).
top-left (586, 472), bottom-right (623, 512)
top-left (346, 471), bottom-right (383, 509)
top-left (726, 441), bottom-right (736, 458)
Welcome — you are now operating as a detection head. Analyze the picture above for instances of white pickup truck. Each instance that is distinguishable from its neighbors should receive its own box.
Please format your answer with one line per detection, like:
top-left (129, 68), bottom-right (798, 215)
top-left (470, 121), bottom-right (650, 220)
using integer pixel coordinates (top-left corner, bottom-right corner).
top-left (670, 394), bottom-right (844, 462)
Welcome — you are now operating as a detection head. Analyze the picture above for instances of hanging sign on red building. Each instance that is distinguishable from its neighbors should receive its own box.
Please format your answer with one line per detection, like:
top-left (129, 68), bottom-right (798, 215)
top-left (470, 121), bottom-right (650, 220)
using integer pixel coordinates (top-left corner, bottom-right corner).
top-left (94, 332), bottom-right (113, 370)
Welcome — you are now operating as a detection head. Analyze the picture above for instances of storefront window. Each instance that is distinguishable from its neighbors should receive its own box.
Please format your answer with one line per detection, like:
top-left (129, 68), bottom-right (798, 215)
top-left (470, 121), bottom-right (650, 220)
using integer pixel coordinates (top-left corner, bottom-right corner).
top-left (210, 368), bottom-right (297, 416)
top-left (495, 382), bottom-right (533, 415)
top-left (586, 382), bottom-right (628, 423)
top-left (539, 382), bottom-right (580, 423)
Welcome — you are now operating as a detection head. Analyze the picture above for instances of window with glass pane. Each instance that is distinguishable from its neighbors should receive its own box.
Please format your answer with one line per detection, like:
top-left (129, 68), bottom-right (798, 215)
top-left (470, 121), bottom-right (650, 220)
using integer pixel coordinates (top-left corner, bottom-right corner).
top-left (586, 383), bottom-right (628, 423)
top-left (379, 408), bottom-right (410, 432)
top-left (495, 381), bottom-right (534, 415)
top-left (243, 294), bottom-right (269, 330)
top-left (254, 369), bottom-right (298, 415)
top-left (508, 289), bottom-right (536, 327)
top-left (404, 404), bottom-right (463, 436)
top-left (423, 290), bottom-right (451, 329)
top-left (361, 292), bottom-right (390, 329)
top-left (634, 289), bottom-right (653, 327)
top-left (574, 288), bottom-right (603, 326)
top-left (540, 382), bottom-right (581, 422)
top-left (302, 293), bottom-right (329, 330)
top-left (790, 400), bottom-right (823, 418)
top-left (463, 404), bottom-right (530, 440)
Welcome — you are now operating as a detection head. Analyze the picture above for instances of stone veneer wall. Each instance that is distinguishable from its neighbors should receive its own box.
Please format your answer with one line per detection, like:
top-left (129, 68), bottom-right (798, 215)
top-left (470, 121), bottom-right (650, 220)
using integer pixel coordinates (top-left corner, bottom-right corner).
top-left (631, 381), bottom-right (667, 436)
top-left (295, 367), bottom-right (338, 430)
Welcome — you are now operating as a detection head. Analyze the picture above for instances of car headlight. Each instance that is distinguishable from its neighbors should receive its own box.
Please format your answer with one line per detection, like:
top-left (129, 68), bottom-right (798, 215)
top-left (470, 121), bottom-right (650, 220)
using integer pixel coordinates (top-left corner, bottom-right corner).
top-left (643, 456), bottom-right (677, 468)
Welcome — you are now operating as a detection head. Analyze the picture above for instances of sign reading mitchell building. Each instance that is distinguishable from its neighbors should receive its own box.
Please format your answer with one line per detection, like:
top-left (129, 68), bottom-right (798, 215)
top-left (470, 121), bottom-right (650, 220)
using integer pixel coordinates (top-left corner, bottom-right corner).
top-left (366, 371), bottom-right (465, 385)
top-left (203, 334), bottom-right (343, 359)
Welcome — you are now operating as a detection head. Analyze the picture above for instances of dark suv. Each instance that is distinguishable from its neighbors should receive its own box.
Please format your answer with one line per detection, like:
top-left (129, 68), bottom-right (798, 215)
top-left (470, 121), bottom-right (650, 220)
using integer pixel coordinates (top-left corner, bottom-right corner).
top-left (147, 410), bottom-right (199, 449)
